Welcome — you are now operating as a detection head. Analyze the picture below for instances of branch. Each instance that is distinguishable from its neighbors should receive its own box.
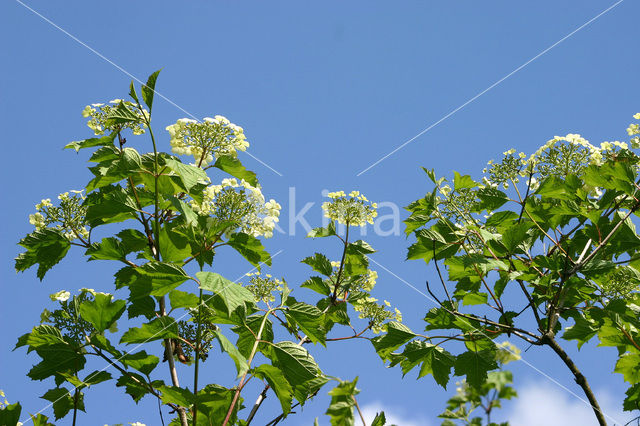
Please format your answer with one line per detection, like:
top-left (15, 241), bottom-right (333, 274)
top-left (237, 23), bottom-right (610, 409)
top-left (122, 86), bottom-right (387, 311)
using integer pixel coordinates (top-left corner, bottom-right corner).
top-left (89, 345), bottom-right (179, 412)
top-left (331, 223), bottom-right (350, 303)
top-left (433, 243), bottom-right (452, 303)
top-left (541, 334), bottom-right (607, 426)
top-left (245, 385), bottom-right (270, 425)
top-left (425, 281), bottom-right (539, 344)
top-left (568, 202), bottom-right (640, 276)
top-left (222, 312), bottom-right (271, 426)
top-left (353, 394), bottom-right (367, 426)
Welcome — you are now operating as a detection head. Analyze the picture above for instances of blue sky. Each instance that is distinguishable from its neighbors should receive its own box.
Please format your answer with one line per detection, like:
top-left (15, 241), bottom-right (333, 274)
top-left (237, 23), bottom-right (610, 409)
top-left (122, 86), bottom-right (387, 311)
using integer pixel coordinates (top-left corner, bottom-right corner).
top-left (2, 1), bottom-right (640, 425)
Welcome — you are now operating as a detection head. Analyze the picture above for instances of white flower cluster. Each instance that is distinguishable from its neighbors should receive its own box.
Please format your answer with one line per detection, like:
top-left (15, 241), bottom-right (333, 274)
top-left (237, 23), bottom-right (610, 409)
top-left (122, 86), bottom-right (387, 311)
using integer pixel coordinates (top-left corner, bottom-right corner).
top-left (322, 191), bottom-right (378, 226)
top-left (527, 134), bottom-right (625, 167)
top-left (0, 390), bottom-right (9, 409)
top-left (628, 113), bottom-right (640, 149)
top-left (29, 190), bottom-right (89, 240)
top-left (191, 178), bottom-right (281, 238)
top-left (166, 115), bottom-right (249, 166)
top-left (49, 290), bottom-right (71, 303)
top-left (82, 99), bottom-right (148, 135)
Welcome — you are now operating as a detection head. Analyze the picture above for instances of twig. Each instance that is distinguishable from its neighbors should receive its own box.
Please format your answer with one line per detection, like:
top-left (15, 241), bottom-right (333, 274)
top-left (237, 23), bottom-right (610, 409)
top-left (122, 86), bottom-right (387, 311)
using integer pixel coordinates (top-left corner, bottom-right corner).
top-left (245, 385), bottom-right (270, 425)
top-left (353, 395), bottom-right (367, 426)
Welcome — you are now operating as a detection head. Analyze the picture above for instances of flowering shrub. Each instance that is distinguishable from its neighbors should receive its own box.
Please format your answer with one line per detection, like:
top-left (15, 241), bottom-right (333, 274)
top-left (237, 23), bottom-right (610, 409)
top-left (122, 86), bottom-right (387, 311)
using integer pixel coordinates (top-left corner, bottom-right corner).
top-left (6, 71), bottom-right (396, 426)
top-left (383, 112), bottom-right (640, 426)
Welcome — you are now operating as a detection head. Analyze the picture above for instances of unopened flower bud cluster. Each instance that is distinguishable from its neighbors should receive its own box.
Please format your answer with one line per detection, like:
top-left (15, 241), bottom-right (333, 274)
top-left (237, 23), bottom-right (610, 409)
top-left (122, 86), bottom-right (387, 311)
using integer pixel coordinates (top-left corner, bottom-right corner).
top-left (246, 272), bottom-right (283, 303)
top-left (353, 297), bottom-right (402, 334)
top-left (166, 115), bottom-right (249, 167)
top-left (29, 190), bottom-right (89, 241)
top-left (191, 178), bottom-right (281, 238)
top-left (82, 100), bottom-right (148, 136)
top-left (322, 191), bottom-right (378, 226)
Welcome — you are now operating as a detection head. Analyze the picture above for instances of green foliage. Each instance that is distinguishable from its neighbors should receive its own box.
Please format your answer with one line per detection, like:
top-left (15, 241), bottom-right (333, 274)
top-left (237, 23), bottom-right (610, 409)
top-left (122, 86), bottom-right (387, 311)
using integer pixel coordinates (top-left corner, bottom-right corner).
top-left (15, 229), bottom-right (71, 280)
top-left (394, 120), bottom-right (640, 424)
top-left (325, 378), bottom-right (360, 426)
top-left (12, 72), bottom-right (394, 425)
top-left (440, 371), bottom-right (515, 426)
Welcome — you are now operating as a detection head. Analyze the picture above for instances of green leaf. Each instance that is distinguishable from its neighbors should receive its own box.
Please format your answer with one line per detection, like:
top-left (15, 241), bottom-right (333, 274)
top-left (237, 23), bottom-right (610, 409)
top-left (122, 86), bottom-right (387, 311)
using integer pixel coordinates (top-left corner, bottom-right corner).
top-left (501, 222), bottom-right (530, 253)
top-left (615, 353), bottom-right (640, 384)
top-left (536, 175), bottom-right (569, 199)
top-left (227, 232), bottom-right (272, 267)
top-left (117, 262), bottom-right (189, 296)
top-left (252, 364), bottom-right (293, 415)
top-left (372, 411), bottom-right (387, 426)
top-left (214, 155), bottom-right (258, 187)
top-left (475, 188), bottom-right (509, 211)
top-left (121, 351), bottom-right (159, 375)
top-left (623, 383), bottom-right (640, 412)
top-left (129, 81), bottom-right (140, 103)
top-left (85, 147), bottom-right (142, 192)
top-left (302, 253), bottom-right (333, 276)
top-left (105, 101), bottom-right (140, 126)
top-left (462, 292), bottom-right (488, 306)
top-left (562, 316), bottom-right (598, 348)
top-left (195, 384), bottom-right (239, 423)
top-left (86, 237), bottom-right (128, 261)
top-left (158, 385), bottom-right (194, 408)
top-left (88, 334), bottom-right (122, 358)
top-left (79, 293), bottom-right (126, 333)
top-left (81, 370), bottom-right (112, 387)
top-left (233, 315), bottom-right (274, 358)
top-left (165, 157), bottom-right (209, 193)
top-left (170, 197), bottom-right (198, 226)
top-left (41, 388), bottom-right (82, 420)
top-left (399, 341), bottom-right (455, 387)
top-left (15, 325), bottom-right (64, 350)
top-left (169, 290), bottom-right (199, 310)
top-left (485, 210), bottom-right (518, 228)
top-left (159, 226), bottom-right (192, 262)
top-left (116, 372), bottom-right (158, 403)
top-left (64, 132), bottom-right (116, 152)
top-left (453, 171), bottom-right (476, 190)
top-left (286, 302), bottom-right (326, 345)
top-left (29, 413), bottom-right (55, 426)
top-left (28, 343), bottom-right (86, 381)
top-left (344, 242), bottom-right (372, 276)
top-left (15, 229), bottom-right (71, 280)
top-left (307, 222), bottom-right (337, 238)
top-left (141, 69), bottom-right (161, 110)
top-left (269, 341), bottom-right (321, 386)
top-left (371, 322), bottom-right (416, 360)
top-left (214, 330), bottom-right (249, 377)
top-left (197, 271), bottom-right (254, 314)
top-left (325, 378), bottom-right (359, 426)
top-left (348, 239), bottom-right (376, 254)
top-left (301, 276), bottom-right (331, 296)
top-left (84, 185), bottom-right (139, 226)
top-left (120, 317), bottom-right (180, 344)
top-left (88, 145), bottom-right (123, 164)
top-left (454, 350), bottom-right (497, 389)
top-left (0, 402), bottom-right (22, 425)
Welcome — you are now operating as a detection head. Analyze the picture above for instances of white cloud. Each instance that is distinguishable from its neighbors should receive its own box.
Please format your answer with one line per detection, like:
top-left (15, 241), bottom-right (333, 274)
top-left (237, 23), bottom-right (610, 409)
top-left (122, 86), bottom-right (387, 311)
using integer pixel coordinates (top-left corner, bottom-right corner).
top-left (504, 382), bottom-right (633, 426)
top-left (361, 402), bottom-right (429, 426)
